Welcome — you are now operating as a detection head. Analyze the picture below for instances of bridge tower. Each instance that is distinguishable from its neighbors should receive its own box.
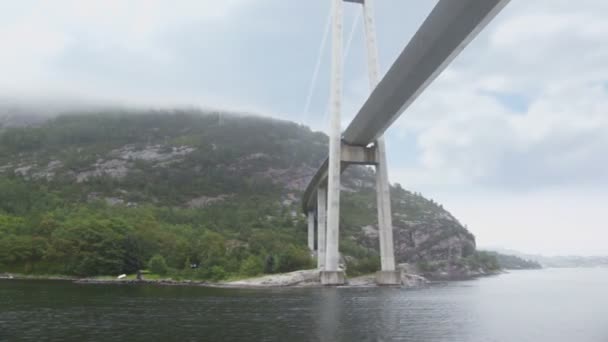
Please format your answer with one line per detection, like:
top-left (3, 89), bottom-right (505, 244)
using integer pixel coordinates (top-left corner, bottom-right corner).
top-left (306, 0), bottom-right (510, 285)
top-left (317, 0), bottom-right (400, 285)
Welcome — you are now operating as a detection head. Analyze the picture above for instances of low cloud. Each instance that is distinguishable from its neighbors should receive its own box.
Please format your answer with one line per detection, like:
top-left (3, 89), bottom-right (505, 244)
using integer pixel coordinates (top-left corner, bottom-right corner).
top-left (391, 0), bottom-right (608, 191)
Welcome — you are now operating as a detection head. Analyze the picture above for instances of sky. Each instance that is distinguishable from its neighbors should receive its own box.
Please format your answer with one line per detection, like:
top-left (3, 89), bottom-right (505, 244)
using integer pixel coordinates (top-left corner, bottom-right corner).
top-left (1, 0), bottom-right (607, 256)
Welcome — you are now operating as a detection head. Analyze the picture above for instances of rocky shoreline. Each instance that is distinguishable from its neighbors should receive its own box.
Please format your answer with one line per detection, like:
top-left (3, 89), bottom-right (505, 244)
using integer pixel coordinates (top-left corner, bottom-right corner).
top-left (71, 270), bottom-right (429, 288)
top-left (1, 266), bottom-right (503, 289)
top-left (1, 270), bottom-right (428, 289)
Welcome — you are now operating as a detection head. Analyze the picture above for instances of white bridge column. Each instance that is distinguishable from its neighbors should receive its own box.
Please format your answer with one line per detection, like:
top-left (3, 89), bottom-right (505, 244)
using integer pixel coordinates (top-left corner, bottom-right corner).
top-left (317, 186), bottom-right (327, 270)
top-left (307, 211), bottom-right (315, 251)
top-left (375, 138), bottom-right (396, 271)
top-left (321, 0), bottom-right (346, 285)
top-left (362, 0), bottom-right (399, 284)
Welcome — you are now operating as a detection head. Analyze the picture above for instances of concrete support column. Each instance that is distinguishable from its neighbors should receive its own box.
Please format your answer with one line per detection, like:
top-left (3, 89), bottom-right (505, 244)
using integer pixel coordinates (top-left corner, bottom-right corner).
top-left (362, 0), bottom-right (400, 284)
top-left (307, 211), bottom-right (315, 252)
top-left (321, 0), bottom-right (346, 285)
top-left (375, 137), bottom-right (396, 271)
top-left (317, 186), bottom-right (327, 270)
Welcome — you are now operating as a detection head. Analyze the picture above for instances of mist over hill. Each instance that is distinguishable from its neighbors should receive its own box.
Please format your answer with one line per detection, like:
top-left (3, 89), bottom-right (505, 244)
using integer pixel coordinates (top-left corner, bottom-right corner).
top-left (485, 248), bottom-right (608, 268)
top-left (0, 109), bottom-right (499, 279)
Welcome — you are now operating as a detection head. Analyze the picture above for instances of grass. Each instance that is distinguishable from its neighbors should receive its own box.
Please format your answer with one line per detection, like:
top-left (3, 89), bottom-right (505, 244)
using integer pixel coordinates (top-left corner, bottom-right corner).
top-left (0, 273), bottom-right (77, 280)
top-left (88, 272), bottom-right (168, 281)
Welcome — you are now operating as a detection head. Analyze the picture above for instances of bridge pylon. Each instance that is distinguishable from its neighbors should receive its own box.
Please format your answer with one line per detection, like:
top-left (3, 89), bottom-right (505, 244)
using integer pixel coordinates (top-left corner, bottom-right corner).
top-left (361, 0), bottom-right (400, 285)
top-left (313, 0), bottom-right (400, 286)
top-left (305, 0), bottom-right (511, 285)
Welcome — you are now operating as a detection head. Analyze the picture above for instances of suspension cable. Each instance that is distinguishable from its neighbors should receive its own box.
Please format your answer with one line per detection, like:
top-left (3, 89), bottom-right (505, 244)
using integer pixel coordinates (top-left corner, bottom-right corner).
top-left (301, 6), bottom-right (332, 122)
top-left (321, 6), bottom-right (362, 132)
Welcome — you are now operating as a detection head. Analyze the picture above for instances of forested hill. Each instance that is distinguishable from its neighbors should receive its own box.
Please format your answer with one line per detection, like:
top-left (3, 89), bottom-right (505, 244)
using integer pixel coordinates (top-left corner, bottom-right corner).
top-left (0, 110), bottom-right (495, 280)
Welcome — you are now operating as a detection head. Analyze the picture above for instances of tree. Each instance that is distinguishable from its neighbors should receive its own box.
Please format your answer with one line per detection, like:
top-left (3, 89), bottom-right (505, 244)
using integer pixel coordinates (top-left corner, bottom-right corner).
top-left (148, 254), bottom-right (168, 275)
top-left (264, 255), bottom-right (276, 274)
top-left (209, 265), bottom-right (227, 281)
top-left (276, 245), bottom-right (314, 273)
top-left (240, 255), bottom-right (263, 276)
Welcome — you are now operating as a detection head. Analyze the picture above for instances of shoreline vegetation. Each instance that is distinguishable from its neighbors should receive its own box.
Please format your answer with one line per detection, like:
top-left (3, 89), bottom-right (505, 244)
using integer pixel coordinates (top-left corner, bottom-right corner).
top-left (1, 266), bottom-right (506, 289)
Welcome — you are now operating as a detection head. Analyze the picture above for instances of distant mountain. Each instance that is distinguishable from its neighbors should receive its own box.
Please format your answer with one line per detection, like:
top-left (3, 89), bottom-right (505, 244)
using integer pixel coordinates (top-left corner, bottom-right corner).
top-left (0, 98), bottom-right (128, 128)
top-left (485, 248), bottom-right (608, 268)
top-left (0, 110), bottom-right (496, 279)
top-left (478, 250), bottom-right (542, 270)
top-left (0, 108), bottom-right (47, 128)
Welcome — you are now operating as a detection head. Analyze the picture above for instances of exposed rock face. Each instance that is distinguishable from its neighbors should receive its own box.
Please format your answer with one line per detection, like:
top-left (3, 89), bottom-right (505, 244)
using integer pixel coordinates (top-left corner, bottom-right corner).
top-left (344, 166), bottom-right (476, 268)
top-left (257, 166), bottom-right (316, 192)
top-left (359, 216), bottom-right (475, 266)
top-left (3, 144), bottom-right (197, 183)
top-left (112, 145), bottom-right (195, 165)
top-left (187, 195), bottom-right (231, 208)
top-left (223, 269), bottom-right (321, 287)
top-left (392, 224), bottom-right (476, 263)
top-left (14, 165), bottom-right (32, 177)
top-left (76, 159), bottom-right (129, 182)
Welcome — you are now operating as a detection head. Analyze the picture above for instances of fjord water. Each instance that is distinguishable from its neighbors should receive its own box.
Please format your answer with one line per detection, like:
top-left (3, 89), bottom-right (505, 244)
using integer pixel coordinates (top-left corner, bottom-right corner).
top-left (1, 268), bottom-right (606, 341)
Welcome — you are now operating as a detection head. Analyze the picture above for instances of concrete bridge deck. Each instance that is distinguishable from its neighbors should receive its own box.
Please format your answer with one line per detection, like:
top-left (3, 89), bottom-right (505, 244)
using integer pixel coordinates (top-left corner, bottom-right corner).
top-left (302, 0), bottom-right (510, 213)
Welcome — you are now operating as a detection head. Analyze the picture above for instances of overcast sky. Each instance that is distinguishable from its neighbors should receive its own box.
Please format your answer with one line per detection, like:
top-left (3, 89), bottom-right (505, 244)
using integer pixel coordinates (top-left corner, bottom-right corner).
top-left (1, 0), bottom-right (607, 256)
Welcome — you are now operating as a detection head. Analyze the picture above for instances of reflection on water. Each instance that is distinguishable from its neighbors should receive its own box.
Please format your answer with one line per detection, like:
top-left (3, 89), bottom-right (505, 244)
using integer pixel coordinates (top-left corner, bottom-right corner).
top-left (1, 268), bottom-right (607, 341)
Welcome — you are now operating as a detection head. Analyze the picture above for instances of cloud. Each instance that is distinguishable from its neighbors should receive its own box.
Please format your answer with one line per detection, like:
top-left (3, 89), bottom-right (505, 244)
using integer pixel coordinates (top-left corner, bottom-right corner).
top-left (0, 0), bottom-right (254, 105)
top-left (434, 187), bottom-right (608, 256)
top-left (390, 0), bottom-right (608, 191)
top-left (382, 0), bottom-right (608, 255)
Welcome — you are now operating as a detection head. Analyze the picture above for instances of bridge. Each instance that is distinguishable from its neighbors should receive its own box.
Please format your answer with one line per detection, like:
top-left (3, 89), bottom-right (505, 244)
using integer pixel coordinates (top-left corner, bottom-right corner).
top-left (303, 0), bottom-right (511, 285)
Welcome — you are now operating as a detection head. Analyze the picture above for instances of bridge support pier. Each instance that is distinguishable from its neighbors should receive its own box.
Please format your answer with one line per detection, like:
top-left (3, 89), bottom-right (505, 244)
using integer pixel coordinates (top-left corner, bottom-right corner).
top-left (374, 137), bottom-right (400, 285)
top-left (317, 186), bottom-right (327, 270)
top-left (321, 0), bottom-right (346, 285)
top-left (362, 0), bottom-right (400, 285)
top-left (307, 211), bottom-right (315, 252)
top-left (320, 271), bottom-right (346, 285)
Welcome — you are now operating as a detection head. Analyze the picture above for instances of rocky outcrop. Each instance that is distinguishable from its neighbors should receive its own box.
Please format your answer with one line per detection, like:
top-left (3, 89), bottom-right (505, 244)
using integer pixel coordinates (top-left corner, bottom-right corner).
top-left (187, 195), bottom-right (232, 208)
top-left (355, 190), bottom-right (476, 270)
top-left (392, 225), bottom-right (475, 263)
top-left (76, 159), bottom-right (129, 182)
top-left (222, 269), bottom-right (321, 287)
top-left (257, 166), bottom-right (317, 192)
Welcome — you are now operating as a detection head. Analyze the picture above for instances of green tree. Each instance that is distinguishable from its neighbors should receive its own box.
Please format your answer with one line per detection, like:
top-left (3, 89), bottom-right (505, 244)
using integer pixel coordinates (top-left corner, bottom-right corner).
top-left (209, 265), bottom-right (227, 281)
top-left (148, 254), bottom-right (168, 275)
top-left (276, 245), bottom-right (314, 273)
top-left (240, 255), bottom-right (263, 276)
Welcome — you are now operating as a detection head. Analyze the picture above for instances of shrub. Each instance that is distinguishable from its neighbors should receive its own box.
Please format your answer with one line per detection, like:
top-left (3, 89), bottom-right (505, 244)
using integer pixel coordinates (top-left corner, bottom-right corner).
top-left (416, 260), bottom-right (437, 273)
top-left (263, 255), bottom-right (276, 274)
top-left (209, 265), bottom-right (227, 281)
top-left (240, 255), bottom-right (264, 277)
top-left (346, 255), bottom-right (380, 277)
top-left (148, 254), bottom-right (168, 275)
top-left (276, 245), bottom-right (314, 273)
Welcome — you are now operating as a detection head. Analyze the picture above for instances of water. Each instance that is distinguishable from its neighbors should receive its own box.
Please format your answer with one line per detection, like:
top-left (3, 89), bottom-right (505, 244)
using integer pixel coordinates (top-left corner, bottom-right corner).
top-left (1, 268), bottom-right (607, 341)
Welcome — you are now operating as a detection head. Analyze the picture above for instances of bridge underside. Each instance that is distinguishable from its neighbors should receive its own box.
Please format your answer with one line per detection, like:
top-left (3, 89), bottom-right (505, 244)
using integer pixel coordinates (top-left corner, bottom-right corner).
top-left (304, 0), bottom-right (510, 285)
top-left (303, 0), bottom-right (510, 214)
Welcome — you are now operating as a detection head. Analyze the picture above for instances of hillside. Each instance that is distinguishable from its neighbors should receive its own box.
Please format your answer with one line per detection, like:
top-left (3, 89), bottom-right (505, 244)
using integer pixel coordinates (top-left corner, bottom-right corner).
top-left (487, 248), bottom-right (608, 268)
top-left (0, 110), bottom-right (496, 280)
top-left (480, 251), bottom-right (542, 270)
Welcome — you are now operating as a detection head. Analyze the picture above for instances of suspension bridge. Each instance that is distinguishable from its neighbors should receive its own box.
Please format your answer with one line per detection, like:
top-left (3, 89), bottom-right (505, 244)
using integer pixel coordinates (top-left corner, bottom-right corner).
top-left (302, 0), bottom-right (511, 285)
